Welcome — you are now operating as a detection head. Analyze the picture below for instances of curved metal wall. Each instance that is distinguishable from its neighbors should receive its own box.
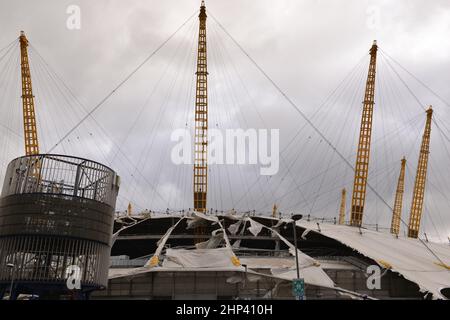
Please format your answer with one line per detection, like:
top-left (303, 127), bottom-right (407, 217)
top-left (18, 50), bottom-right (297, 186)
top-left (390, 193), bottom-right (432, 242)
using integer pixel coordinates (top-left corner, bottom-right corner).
top-left (0, 154), bottom-right (119, 291)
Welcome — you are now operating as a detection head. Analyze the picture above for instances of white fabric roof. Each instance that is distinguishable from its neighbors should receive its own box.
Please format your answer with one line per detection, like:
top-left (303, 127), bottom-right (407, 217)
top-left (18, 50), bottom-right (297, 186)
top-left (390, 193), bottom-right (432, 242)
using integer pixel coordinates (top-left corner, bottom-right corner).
top-left (162, 248), bottom-right (239, 269)
top-left (297, 220), bottom-right (450, 299)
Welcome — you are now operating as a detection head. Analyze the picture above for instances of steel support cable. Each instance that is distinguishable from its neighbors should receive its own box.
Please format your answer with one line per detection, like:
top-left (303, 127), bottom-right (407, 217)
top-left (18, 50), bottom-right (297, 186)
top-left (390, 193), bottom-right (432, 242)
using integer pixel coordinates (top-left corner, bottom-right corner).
top-left (207, 22), bottom-right (379, 214)
top-left (0, 38), bottom-right (19, 53)
top-left (378, 55), bottom-right (409, 155)
top-left (37, 48), bottom-right (109, 159)
top-left (29, 49), bottom-right (152, 210)
top-left (30, 43), bottom-right (122, 159)
top-left (309, 56), bottom-right (369, 215)
top-left (209, 12), bottom-right (449, 270)
top-left (274, 113), bottom-right (424, 212)
top-left (0, 51), bottom-right (23, 139)
top-left (38, 53), bottom-right (109, 160)
top-left (376, 53), bottom-right (450, 265)
top-left (425, 128), bottom-right (450, 237)
top-left (210, 24), bottom-right (269, 210)
top-left (369, 58), bottom-right (394, 225)
top-left (164, 21), bottom-right (198, 209)
top-left (380, 48), bottom-right (450, 109)
top-left (404, 164), bottom-right (442, 242)
top-left (211, 31), bottom-right (256, 210)
top-left (27, 13), bottom-right (197, 206)
top-left (210, 11), bottom-right (391, 210)
top-left (147, 31), bottom-right (196, 209)
top-left (0, 47), bottom-right (21, 150)
top-left (206, 36), bottom-right (236, 209)
top-left (213, 17), bottom-right (365, 210)
top-left (126, 19), bottom-right (197, 208)
top-left (211, 20), bottom-right (283, 208)
top-left (381, 50), bottom-right (450, 147)
top-left (268, 53), bottom-right (368, 211)
top-left (28, 49), bottom-right (73, 155)
top-left (0, 43), bottom-right (21, 179)
top-left (46, 11), bottom-right (197, 154)
top-left (381, 51), bottom-right (450, 239)
top-left (0, 40), bottom-right (18, 70)
top-left (281, 55), bottom-right (369, 155)
top-left (178, 27), bottom-right (199, 210)
top-left (285, 156), bottom-right (400, 213)
top-left (256, 54), bottom-right (368, 212)
top-left (384, 57), bottom-right (445, 238)
top-left (322, 61), bottom-right (368, 211)
top-left (173, 20), bottom-right (198, 210)
top-left (208, 28), bottom-right (251, 209)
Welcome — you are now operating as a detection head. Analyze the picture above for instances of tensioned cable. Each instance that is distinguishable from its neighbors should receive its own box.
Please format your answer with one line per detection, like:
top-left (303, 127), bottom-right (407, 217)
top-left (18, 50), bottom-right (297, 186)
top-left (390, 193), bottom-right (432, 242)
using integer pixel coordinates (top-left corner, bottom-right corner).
top-left (46, 11), bottom-right (197, 154)
top-left (209, 11), bottom-right (393, 211)
top-left (208, 11), bottom-right (449, 268)
top-left (381, 50), bottom-right (450, 148)
top-left (380, 51), bottom-right (450, 239)
top-left (28, 44), bottom-right (164, 207)
top-left (380, 48), bottom-right (450, 109)
top-left (26, 12), bottom-right (197, 206)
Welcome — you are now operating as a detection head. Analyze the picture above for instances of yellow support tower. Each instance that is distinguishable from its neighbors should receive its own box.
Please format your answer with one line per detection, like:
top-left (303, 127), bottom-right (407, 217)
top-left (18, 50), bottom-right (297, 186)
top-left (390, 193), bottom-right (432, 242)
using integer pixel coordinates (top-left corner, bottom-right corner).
top-left (127, 202), bottom-right (132, 217)
top-left (408, 107), bottom-right (433, 238)
top-left (193, 1), bottom-right (208, 213)
top-left (350, 41), bottom-right (378, 227)
top-left (19, 31), bottom-right (40, 156)
top-left (339, 188), bottom-right (346, 225)
top-left (391, 157), bottom-right (406, 236)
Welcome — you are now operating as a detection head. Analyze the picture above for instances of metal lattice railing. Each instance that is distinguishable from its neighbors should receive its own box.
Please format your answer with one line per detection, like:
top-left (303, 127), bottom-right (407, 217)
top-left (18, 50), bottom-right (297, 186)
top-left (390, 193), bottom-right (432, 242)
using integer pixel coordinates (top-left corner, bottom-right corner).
top-left (1, 154), bottom-right (119, 207)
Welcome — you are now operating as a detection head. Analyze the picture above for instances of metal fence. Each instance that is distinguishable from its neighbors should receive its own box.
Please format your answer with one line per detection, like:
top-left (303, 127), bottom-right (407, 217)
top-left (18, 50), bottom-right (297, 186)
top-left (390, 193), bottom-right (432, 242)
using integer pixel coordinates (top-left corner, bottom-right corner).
top-left (0, 154), bottom-right (120, 292)
top-left (1, 154), bottom-right (119, 207)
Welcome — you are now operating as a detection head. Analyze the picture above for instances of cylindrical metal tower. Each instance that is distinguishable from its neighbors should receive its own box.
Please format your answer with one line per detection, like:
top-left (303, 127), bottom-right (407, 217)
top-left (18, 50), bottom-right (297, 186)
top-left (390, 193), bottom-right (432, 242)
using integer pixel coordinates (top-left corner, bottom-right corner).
top-left (0, 154), bottom-right (120, 299)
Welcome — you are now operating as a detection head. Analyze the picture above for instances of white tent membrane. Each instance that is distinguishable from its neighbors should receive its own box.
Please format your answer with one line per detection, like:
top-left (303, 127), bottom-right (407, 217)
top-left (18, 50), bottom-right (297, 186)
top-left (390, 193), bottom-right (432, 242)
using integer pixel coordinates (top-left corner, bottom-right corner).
top-left (244, 217), bottom-right (335, 288)
top-left (162, 247), bottom-right (239, 268)
top-left (145, 217), bottom-right (186, 267)
top-left (297, 220), bottom-right (450, 299)
top-left (139, 213), bottom-right (335, 289)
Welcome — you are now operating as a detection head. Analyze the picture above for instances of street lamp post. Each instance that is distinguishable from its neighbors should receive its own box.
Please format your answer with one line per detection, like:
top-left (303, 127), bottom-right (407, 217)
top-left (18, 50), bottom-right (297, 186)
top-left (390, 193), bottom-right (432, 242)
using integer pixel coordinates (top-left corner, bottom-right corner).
top-left (6, 263), bottom-right (14, 300)
top-left (291, 214), bottom-right (304, 300)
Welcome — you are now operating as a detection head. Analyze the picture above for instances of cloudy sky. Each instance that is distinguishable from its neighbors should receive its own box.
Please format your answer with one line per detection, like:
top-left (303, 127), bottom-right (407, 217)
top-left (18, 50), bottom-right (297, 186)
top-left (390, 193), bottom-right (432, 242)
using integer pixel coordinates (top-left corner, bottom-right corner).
top-left (0, 0), bottom-right (449, 241)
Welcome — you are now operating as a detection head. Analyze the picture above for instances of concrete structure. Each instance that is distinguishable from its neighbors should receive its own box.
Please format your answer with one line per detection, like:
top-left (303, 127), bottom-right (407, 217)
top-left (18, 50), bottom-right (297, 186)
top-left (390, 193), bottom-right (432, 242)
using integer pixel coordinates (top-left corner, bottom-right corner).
top-left (0, 154), bottom-right (120, 299)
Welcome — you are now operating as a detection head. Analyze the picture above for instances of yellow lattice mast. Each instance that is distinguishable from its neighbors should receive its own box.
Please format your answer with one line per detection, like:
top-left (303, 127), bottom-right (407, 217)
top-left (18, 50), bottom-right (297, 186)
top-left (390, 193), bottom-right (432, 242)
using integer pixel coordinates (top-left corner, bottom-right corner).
top-left (193, 1), bottom-right (208, 213)
top-left (408, 107), bottom-right (433, 238)
top-left (390, 157), bottom-right (406, 236)
top-left (350, 41), bottom-right (378, 227)
top-left (338, 188), bottom-right (346, 225)
top-left (19, 31), bottom-right (40, 156)
top-left (127, 202), bottom-right (132, 217)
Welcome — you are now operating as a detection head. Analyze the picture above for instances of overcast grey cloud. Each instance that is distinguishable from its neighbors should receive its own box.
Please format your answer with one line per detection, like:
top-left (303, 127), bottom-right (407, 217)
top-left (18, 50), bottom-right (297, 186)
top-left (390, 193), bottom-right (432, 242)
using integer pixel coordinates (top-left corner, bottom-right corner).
top-left (0, 0), bottom-right (449, 241)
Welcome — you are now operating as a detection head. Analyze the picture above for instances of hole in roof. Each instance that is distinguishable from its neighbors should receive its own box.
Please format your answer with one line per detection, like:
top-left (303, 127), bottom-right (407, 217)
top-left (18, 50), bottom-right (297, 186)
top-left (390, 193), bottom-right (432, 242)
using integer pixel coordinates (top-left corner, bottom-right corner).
top-left (440, 288), bottom-right (450, 299)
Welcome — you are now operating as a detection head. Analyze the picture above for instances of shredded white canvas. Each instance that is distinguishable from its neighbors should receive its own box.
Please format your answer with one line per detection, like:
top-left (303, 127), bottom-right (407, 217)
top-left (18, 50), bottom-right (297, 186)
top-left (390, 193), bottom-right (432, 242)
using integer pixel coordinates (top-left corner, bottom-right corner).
top-left (163, 248), bottom-right (239, 268)
top-left (247, 218), bottom-right (264, 236)
top-left (228, 220), bottom-right (243, 235)
top-left (297, 220), bottom-right (450, 299)
top-left (145, 217), bottom-right (186, 267)
top-left (195, 229), bottom-right (224, 249)
top-left (245, 217), bottom-right (335, 288)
